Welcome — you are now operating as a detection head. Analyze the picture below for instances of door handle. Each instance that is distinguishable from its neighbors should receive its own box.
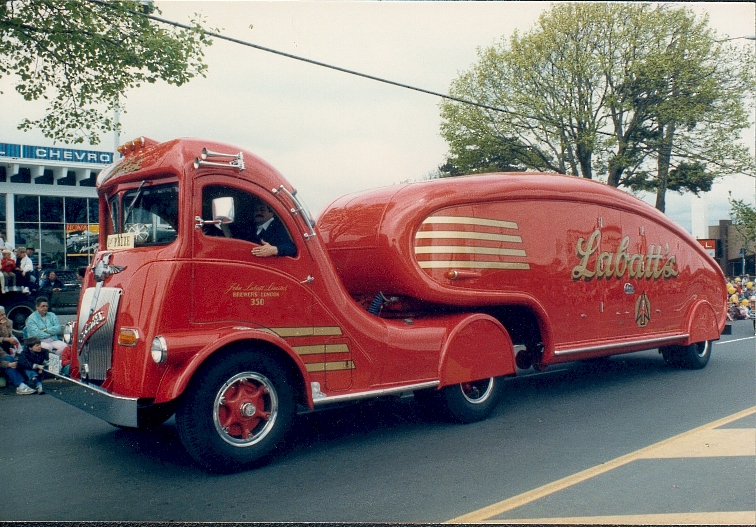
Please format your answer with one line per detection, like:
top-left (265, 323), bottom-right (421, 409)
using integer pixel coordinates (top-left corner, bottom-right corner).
top-left (300, 275), bottom-right (314, 284)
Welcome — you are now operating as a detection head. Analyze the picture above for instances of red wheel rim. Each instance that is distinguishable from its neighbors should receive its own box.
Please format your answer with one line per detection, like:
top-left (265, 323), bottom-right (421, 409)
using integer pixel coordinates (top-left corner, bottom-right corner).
top-left (213, 372), bottom-right (279, 447)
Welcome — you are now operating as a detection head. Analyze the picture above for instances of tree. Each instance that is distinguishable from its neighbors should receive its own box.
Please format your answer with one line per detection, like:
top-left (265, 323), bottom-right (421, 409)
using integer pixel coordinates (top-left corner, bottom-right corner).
top-left (0, 0), bottom-right (212, 145)
top-left (440, 3), bottom-right (755, 212)
top-left (730, 198), bottom-right (756, 259)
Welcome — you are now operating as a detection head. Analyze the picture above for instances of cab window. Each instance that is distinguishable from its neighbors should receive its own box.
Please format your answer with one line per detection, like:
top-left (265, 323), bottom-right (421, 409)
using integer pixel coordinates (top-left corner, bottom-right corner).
top-left (109, 182), bottom-right (178, 246)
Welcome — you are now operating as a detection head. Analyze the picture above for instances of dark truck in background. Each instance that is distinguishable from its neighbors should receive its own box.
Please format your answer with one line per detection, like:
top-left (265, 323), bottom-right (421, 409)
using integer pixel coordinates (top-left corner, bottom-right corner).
top-left (1, 269), bottom-right (81, 337)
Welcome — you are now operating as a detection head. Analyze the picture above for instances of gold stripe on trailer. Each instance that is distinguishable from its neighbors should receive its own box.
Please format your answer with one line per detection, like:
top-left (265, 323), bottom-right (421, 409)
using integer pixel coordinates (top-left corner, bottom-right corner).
top-left (293, 344), bottom-right (350, 356)
top-left (418, 261), bottom-right (531, 270)
top-left (305, 360), bottom-right (355, 372)
top-left (421, 216), bottom-right (519, 230)
top-left (415, 231), bottom-right (523, 243)
top-left (414, 246), bottom-right (527, 257)
top-left (270, 327), bottom-right (343, 338)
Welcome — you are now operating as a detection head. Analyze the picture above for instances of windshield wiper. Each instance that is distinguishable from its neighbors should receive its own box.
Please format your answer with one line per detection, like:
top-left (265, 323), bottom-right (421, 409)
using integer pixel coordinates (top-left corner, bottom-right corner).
top-left (123, 180), bottom-right (147, 226)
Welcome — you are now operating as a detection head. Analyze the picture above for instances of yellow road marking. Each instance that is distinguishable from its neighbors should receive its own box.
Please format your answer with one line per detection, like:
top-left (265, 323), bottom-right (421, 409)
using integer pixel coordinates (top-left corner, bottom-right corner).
top-left (448, 406), bottom-right (756, 523)
top-left (483, 511), bottom-right (756, 525)
top-left (645, 428), bottom-right (755, 458)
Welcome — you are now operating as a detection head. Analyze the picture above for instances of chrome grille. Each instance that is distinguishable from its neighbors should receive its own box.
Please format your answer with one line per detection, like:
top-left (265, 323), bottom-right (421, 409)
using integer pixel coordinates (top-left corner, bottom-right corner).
top-left (77, 286), bottom-right (122, 381)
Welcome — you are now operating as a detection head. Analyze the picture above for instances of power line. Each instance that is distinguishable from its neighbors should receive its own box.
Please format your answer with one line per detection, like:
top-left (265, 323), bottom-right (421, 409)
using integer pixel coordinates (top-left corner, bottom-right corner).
top-left (86, 0), bottom-right (512, 116)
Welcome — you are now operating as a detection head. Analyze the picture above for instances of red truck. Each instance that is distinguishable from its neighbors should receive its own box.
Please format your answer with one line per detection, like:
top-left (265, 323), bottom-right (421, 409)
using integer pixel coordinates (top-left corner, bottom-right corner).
top-left (49, 137), bottom-right (728, 473)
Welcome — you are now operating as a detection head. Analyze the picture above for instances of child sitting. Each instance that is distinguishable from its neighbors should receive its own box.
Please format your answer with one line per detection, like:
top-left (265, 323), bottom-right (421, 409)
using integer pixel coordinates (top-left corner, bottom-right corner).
top-left (1, 250), bottom-right (16, 293)
top-left (17, 336), bottom-right (50, 394)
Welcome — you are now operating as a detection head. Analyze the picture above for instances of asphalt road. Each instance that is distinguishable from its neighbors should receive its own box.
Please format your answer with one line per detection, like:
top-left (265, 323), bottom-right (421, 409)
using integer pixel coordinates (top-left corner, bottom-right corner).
top-left (1, 319), bottom-right (753, 523)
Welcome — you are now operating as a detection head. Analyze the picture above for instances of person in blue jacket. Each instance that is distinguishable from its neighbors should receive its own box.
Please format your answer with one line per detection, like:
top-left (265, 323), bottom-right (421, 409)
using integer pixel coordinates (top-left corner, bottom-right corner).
top-left (24, 296), bottom-right (67, 355)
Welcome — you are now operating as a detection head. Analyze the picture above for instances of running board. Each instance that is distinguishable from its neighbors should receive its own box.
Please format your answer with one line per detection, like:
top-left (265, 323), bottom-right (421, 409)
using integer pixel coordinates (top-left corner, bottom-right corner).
top-left (312, 380), bottom-right (439, 406)
top-left (554, 334), bottom-right (689, 357)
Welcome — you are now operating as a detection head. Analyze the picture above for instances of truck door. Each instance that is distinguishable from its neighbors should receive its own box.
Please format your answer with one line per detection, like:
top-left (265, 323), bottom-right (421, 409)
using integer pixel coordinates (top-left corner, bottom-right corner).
top-left (191, 177), bottom-right (315, 346)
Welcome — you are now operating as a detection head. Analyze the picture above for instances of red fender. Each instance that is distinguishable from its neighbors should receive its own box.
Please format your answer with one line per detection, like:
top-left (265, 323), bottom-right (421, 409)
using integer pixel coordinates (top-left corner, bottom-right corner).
top-left (153, 327), bottom-right (312, 406)
top-left (438, 314), bottom-right (516, 388)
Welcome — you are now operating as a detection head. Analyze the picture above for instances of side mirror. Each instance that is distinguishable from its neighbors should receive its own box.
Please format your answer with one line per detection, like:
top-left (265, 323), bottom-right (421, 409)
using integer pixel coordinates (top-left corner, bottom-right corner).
top-left (212, 197), bottom-right (235, 224)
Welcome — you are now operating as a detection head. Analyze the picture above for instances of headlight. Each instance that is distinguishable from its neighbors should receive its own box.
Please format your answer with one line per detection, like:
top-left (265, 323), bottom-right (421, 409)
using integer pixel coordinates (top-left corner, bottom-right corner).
top-left (63, 322), bottom-right (74, 345)
top-left (151, 336), bottom-right (168, 364)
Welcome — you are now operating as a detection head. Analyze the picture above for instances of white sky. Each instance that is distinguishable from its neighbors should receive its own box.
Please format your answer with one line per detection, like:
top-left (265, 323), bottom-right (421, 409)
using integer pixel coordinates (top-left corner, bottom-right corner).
top-left (1, 1), bottom-right (754, 233)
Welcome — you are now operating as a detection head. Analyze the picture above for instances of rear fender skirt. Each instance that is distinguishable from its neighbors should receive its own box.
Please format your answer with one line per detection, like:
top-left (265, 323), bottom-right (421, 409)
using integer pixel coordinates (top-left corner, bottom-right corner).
top-left (685, 300), bottom-right (721, 345)
top-left (438, 314), bottom-right (515, 388)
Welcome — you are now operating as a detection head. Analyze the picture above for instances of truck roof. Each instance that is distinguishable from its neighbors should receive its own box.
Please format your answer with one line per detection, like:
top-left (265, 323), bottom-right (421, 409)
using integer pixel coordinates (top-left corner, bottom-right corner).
top-left (97, 137), bottom-right (294, 196)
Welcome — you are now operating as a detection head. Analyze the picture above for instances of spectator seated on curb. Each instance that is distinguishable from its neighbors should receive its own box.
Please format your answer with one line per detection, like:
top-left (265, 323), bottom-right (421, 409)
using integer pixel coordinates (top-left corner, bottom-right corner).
top-left (17, 336), bottom-right (49, 394)
top-left (24, 296), bottom-right (67, 356)
top-left (0, 306), bottom-right (35, 395)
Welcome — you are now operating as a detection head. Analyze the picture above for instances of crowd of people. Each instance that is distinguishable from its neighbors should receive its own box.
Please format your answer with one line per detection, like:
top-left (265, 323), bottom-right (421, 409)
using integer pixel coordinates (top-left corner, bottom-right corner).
top-left (726, 275), bottom-right (754, 322)
top-left (0, 232), bottom-right (42, 295)
top-left (0, 296), bottom-right (72, 395)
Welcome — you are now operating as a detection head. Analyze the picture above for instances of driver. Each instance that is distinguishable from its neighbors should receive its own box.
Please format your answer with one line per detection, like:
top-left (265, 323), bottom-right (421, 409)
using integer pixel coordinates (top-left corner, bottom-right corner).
top-left (250, 203), bottom-right (296, 258)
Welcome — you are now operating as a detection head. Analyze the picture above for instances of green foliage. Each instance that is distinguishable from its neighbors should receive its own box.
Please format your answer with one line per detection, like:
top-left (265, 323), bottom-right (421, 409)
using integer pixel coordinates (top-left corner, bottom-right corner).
top-left (439, 2), bottom-right (755, 212)
top-left (439, 134), bottom-right (547, 177)
top-left (0, 0), bottom-right (212, 144)
top-left (730, 198), bottom-right (756, 255)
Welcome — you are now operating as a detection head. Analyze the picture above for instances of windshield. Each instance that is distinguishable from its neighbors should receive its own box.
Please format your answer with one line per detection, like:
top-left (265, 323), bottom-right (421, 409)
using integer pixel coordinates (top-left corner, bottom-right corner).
top-left (110, 183), bottom-right (179, 246)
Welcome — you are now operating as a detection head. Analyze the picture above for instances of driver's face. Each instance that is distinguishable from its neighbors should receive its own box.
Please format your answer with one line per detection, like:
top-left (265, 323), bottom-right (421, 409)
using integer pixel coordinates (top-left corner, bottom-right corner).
top-left (253, 204), bottom-right (274, 226)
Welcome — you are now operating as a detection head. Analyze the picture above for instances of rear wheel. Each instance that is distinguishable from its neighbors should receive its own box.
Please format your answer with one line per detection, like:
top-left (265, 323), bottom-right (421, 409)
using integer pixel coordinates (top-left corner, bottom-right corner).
top-left (416, 377), bottom-right (504, 424)
top-left (661, 341), bottom-right (712, 370)
top-left (175, 352), bottom-right (296, 473)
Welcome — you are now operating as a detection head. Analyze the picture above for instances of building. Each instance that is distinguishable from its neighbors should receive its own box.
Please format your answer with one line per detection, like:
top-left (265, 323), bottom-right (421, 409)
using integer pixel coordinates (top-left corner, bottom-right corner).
top-left (709, 219), bottom-right (755, 278)
top-left (0, 141), bottom-right (114, 270)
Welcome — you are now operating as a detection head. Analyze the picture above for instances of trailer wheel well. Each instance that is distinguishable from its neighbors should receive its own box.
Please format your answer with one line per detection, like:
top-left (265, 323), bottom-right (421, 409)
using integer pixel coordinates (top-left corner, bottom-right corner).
top-left (483, 305), bottom-right (544, 352)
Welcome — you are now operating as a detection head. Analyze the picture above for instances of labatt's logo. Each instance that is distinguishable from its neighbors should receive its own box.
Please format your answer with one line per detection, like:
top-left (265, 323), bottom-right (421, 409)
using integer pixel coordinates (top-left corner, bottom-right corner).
top-left (572, 229), bottom-right (679, 281)
top-left (79, 303), bottom-right (111, 349)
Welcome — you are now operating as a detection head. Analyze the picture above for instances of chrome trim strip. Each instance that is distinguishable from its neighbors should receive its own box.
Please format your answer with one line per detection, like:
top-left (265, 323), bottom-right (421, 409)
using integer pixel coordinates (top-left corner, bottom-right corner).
top-left (415, 231), bottom-right (522, 243)
top-left (305, 360), bottom-right (355, 372)
top-left (312, 380), bottom-right (439, 406)
top-left (421, 216), bottom-right (519, 230)
top-left (293, 344), bottom-right (350, 355)
top-left (418, 261), bottom-right (531, 270)
top-left (554, 334), bottom-right (690, 356)
top-left (415, 246), bottom-right (527, 257)
top-left (270, 326), bottom-right (343, 337)
top-left (45, 372), bottom-right (138, 428)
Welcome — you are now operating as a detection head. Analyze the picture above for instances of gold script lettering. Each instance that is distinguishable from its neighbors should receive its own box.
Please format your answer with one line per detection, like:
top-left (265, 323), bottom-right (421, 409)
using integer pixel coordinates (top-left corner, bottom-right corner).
top-left (571, 229), bottom-right (678, 281)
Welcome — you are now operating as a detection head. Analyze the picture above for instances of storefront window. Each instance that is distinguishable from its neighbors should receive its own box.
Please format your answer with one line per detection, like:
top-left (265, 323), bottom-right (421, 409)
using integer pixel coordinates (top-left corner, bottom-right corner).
top-left (41, 196), bottom-right (63, 223)
top-left (41, 224), bottom-right (65, 268)
top-left (14, 195), bottom-right (39, 222)
top-left (11, 195), bottom-right (99, 269)
top-left (65, 197), bottom-right (89, 223)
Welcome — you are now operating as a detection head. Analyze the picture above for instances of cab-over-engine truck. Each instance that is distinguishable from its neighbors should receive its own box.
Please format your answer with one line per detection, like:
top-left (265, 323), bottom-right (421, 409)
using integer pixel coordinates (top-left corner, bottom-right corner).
top-left (49, 137), bottom-right (728, 473)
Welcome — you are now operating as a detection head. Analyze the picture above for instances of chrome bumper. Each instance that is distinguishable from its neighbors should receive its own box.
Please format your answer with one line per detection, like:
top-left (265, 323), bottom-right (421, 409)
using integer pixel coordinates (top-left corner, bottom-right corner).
top-left (46, 372), bottom-right (138, 428)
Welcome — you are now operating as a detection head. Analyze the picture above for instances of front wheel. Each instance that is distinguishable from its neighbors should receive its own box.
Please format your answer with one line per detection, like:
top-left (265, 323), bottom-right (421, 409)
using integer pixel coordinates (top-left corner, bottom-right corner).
top-left (660, 341), bottom-right (712, 370)
top-left (175, 352), bottom-right (297, 473)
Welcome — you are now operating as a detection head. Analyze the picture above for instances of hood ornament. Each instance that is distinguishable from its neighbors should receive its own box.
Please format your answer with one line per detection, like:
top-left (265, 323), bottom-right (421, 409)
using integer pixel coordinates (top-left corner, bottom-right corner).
top-left (93, 252), bottom-right (126, 283)
top-left (88, 252), bottom-right (125, 317)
